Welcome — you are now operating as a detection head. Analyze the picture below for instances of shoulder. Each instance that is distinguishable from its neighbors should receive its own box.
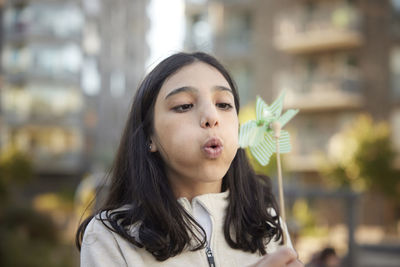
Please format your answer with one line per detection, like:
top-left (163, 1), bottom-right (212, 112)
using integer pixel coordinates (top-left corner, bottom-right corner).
top-left (82, 212), bottom-right (116, 246)
top-left (81, 210), bottom-right (133, 266)
top-left (83, 205), bottom-right (138, 244)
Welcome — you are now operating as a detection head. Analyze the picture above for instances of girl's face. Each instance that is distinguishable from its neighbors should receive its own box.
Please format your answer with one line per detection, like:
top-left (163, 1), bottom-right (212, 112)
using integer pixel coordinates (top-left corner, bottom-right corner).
top-left (151, 62), bottom-right (239, 196)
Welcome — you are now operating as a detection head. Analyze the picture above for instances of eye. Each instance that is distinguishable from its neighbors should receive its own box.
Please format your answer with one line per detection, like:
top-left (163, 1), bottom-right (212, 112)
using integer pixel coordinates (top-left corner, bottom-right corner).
top-left (216, 103), bottom-right (233, 110)
top-left (172, 103), bottom-right (193, 113)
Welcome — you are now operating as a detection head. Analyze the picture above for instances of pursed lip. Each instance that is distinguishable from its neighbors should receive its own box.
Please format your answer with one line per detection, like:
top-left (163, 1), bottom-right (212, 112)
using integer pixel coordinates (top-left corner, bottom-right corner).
top-left (202, 137), bottom-right (224, 159)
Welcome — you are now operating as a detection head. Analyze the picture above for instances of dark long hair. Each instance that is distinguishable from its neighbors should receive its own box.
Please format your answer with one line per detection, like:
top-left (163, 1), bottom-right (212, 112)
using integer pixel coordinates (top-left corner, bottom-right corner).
top-left (76, 52), bottom-right (283, 261)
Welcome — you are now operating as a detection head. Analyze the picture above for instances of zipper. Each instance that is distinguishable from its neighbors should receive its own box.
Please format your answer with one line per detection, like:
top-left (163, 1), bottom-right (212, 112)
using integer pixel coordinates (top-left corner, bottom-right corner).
top-left (205, 246), bottom-right (215, 267)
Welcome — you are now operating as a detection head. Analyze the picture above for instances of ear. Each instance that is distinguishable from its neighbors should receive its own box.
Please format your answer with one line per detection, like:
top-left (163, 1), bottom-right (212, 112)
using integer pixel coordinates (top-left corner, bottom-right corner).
top-left (149, 139), bottom-right (158, 152)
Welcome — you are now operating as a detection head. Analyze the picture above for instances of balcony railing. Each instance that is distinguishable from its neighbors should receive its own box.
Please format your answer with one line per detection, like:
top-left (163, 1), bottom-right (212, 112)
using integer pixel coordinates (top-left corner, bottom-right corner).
top-left (285, 154), bottom-right (320, 172)
top-left (2, 86), bottom-right (83, 127)
top-left (3, 2), bottom-right (83, 42)
top-left (33, 151), bottom-right (85, 174)
top-left (2, 44), bottom-right (82, 83)
top-left (5, 112), bottom-right (82, 127)
top-left (276, 72), bottom-right (364, 111)
top-left (283, 112), bottom-right (357, 172)
top-left (284, 89), bottom-right (363, 111)
top-left (274, 3), bottom-right (363, 53)
top-left (4, 125), bottom-right (85, 174)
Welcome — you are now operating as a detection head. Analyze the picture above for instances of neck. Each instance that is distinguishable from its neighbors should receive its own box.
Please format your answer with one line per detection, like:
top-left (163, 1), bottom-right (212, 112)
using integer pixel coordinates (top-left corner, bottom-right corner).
top-left (175, 183), bottom-right (222, 202)
top-left (167, 173), bottom-right (222, 202)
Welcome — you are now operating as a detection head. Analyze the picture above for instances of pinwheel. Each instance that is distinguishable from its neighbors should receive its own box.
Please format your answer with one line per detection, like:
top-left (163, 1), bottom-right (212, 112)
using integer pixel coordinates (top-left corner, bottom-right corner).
top-left (238, 91), bottom-right (299, 239)
top-left (239, 91), bottom-right (298, 166)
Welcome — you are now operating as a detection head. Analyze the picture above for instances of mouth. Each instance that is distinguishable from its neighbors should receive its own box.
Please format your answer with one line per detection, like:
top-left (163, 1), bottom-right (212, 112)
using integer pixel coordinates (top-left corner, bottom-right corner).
top-left (202, 137), bottom-right (224, 159)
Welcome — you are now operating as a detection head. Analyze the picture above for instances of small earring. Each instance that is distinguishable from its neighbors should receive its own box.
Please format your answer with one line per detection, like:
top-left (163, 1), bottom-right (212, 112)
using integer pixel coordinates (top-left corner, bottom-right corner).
top-left (149, 144), bottom-right (152, 150)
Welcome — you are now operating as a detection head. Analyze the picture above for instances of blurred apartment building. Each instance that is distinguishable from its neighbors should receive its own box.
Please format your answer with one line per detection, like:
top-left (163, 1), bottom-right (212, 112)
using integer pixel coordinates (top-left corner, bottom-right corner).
top-left (80, 0), bottom-right (149, 171)
top-left (0, 1), bottom-right (4, 144)
top-left (184, 0), bottom-right (400, 181)
top-left (1, 0), bottom-right (85, 178)
top-left (184, 2), bottom-right (400, 263)
top-left (0, 0), bottom-right (149, 188)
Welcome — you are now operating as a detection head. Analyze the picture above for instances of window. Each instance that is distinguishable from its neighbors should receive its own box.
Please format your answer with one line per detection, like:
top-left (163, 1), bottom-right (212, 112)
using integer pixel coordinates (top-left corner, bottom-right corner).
top-left (187, 13), bottom-right (212, 51)
top-left (391, 0), bottom-right (400, 36)
top-left (2, 84), bottom-right (83, 122)
top-left (4, 3), bottom-right (83, 37)
top-left (390, 47), bottom-right (400, 99)
top-left (225, 10), bottom-right (252, 54)
top-left (3, 43), bottom-right (82, 78)
top-left (391, 108), bottom-right (400, 153)
top-left (275, 52), bottom-right (361, 95)
top-left (229, 63), bottom-right (253, 105)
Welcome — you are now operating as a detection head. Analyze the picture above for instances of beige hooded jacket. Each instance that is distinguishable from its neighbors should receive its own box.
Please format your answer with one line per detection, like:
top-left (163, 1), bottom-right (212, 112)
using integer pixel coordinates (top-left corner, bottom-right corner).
top-left (81, 191), bottom-right (292, 267)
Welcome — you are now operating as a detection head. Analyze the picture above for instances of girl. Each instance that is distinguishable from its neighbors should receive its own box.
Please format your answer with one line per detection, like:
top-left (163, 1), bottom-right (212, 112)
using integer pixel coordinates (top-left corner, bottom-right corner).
top-left (76, 52), bottom-right (303, 267)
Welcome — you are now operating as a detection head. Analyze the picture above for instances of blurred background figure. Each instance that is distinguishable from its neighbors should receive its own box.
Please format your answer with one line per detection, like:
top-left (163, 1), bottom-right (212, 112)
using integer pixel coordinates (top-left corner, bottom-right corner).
top-left (306, 247), bottom-right (341, 267)
top-left (1, 0), bottom-right (400, 266)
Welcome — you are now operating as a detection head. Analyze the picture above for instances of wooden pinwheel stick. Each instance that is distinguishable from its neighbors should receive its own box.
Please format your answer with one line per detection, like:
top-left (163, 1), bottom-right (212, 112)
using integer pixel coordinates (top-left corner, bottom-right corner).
top-left (271, 121), bottom-right (287, 246)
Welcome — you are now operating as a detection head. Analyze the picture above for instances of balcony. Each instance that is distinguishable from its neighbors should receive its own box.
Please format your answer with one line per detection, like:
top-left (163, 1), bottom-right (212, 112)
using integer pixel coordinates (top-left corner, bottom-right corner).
top-left (274, 29), bottom-right (363, 54)
top-left (285, 154), bottom-right (320, 172)
top-left (4, 125), bottom-right (85, 174)
top-left (3, 2), bottom-right (83, 45)
top-left (2, 43), bottom-right (82, 86)
top-left (391, 108), bottom-right (400, 170)
top-left (4, 72), bottom-right (81, 87)
top-left (276, 72), bottom-right (364, 111)
top-left (33, 151), bottom-right (85, 174)
top-left (283, 111), bottom-right (358, 172)
top-left (0, 117), bottom-right (4, 149)
top-left (274, 3), bottom-right (363, 54)
top-left (5, 112), bottom-right (82, 128)
top-left (284, 89), bottom-right (364, 111)
top-left (4, 30), bottom-right (81, 46)
top-left (1, 86), bottom-right (83, 127)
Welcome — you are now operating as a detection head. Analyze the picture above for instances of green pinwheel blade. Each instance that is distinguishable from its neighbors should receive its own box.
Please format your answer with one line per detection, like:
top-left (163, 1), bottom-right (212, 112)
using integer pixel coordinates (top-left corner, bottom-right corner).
top-left (269, 90), bottom-right (286, 118)
top-left (278, 109), bottom-right (299, 128)
top-left (249, 133), bottom-right (275, 166)
top-left (240, 92), bottom-right (297, 166)
top-left (278, 130), bottom-right (292, 153)
top-left (256, 96), bottom-right (270, 121)
top-left (249, 130), bottom-right (292, 166)
top-left (239, 120), bottom-right (265, 148)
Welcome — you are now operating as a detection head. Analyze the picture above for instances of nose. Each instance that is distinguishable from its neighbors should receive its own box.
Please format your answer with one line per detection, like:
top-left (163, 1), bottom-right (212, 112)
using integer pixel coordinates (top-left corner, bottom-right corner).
top-left (200, 104), bottom-right (219, 128)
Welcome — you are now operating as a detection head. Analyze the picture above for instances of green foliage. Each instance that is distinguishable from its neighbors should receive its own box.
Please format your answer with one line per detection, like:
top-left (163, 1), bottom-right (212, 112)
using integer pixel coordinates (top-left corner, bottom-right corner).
top-left (0, 147), bottom-right (34, 200)
top-left (0, 147), bottom-right (77, 267)
top-left (246, 148), bottom-right (278, 176)
top-left (0, 206), bottom-right (76, 267)
top-left (292, 199), bottom-right (321, 236)
top-left (321, 115), bottom-right (400, 201)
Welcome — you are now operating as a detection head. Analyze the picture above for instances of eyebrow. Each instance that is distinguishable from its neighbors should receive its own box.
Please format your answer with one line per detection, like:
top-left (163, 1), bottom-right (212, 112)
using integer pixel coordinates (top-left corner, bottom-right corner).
top-left (164, 85), bottom-right (233, 99)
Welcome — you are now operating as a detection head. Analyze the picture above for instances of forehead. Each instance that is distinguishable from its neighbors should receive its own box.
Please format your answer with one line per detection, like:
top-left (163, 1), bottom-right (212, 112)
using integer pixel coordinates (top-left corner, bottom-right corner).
top-left (159, 62), bottom-right (231, 96)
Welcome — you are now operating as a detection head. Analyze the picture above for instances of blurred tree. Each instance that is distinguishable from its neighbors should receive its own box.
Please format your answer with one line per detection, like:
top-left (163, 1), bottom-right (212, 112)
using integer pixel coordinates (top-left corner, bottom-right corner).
top-left (321, 114), bottom-right (400, 202)
top-left (0, 146), bottom-right (34, 202)
top-left (292, 198), bottom-right (323, 236)
top-left (0, 147), bottom-right (77, 267)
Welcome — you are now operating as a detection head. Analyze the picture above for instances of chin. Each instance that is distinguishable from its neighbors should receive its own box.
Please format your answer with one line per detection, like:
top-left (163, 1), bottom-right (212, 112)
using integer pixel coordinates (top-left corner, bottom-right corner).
top-left (199, 166), bottom-right (229, 182)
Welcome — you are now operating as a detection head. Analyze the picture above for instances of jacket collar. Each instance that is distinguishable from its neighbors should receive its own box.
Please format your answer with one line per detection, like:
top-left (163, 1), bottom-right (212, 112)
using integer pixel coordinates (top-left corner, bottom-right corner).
top-left (177, 190), bottom-right (229, 220)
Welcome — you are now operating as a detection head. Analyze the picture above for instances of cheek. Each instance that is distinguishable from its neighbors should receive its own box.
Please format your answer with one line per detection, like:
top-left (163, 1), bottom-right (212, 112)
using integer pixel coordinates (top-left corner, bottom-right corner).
top-left (155, 117), bottom-right (197, 156)
top-left (223, 115), bottom-right (239, 145)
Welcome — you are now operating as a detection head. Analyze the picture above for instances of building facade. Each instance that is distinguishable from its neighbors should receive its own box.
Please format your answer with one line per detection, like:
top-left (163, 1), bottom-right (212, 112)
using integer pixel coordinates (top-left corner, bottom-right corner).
top-left (0, 0), bottom-right (149, 180)
top-left (1, 0), bottom-right (86, 175)
top-left (184, 1), bottom-right (400, 263)
top-left (80, 0), bottom-right (149, 171)
top-left (184, 0), bottom-right (400, 177)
